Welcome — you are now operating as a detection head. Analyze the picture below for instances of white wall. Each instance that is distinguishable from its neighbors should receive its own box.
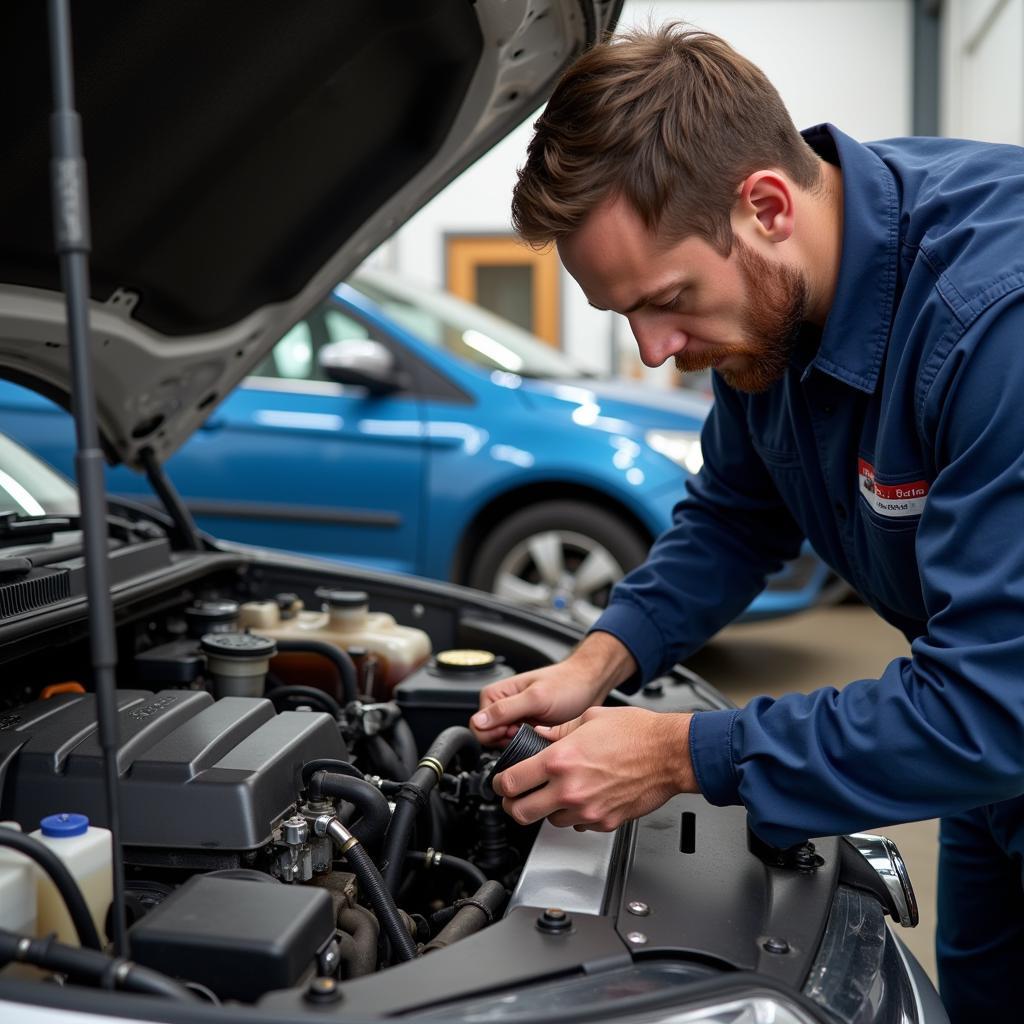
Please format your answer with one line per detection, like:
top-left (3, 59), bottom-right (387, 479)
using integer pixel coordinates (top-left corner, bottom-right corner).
top-left (374, 1), bottom-right (915, 381)
top-left (941, 0), bottom-right (1024, 145)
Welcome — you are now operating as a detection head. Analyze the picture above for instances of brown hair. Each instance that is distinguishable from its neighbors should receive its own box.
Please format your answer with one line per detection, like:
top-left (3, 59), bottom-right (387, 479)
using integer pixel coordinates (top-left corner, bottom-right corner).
top-left (511, 23), bottom-right (822, 254)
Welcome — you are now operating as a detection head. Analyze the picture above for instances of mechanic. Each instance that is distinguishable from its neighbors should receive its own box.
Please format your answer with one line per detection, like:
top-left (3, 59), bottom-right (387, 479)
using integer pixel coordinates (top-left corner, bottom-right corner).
top-left (468, 24), bottom-right (1024, 1020)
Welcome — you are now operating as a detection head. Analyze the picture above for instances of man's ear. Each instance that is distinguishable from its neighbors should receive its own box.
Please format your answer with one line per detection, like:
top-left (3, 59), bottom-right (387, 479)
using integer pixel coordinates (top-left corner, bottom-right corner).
top-left (732, 171), bottom-right (794, 243)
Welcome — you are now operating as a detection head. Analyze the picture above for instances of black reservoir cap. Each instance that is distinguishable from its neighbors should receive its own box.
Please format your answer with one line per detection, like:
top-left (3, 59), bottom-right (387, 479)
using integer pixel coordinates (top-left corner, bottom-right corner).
top-left (315, 587), bottom-right (368, 609)
top-left (185, 599), bottom-right (240, 637)
top-left (200, 631), bottom-right (277, 660)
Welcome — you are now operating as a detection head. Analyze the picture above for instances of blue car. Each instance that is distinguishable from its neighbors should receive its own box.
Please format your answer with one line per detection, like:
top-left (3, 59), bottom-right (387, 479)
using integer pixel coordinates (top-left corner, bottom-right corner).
top-left (0, 268), bottom-right (830, 626)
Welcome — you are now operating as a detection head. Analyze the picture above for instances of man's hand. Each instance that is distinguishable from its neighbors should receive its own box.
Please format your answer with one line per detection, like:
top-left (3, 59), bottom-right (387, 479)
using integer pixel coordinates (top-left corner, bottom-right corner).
top-left (491, 706), bottom-right (697, 831)
top-left (469, 632), bottom-right (636, 747)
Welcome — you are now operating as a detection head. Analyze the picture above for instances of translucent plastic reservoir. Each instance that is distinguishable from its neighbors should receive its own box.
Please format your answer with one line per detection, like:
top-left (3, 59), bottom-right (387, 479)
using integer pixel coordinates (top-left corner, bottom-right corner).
top-left (239, 590), bottom-right (430, 698)
top-left (28, 813), bottom-right (112, 946)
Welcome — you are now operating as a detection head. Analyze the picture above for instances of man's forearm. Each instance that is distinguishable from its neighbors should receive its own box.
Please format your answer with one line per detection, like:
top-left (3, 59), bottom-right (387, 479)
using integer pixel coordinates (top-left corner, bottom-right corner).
top-left (570, 630), bottom-right (638, 703)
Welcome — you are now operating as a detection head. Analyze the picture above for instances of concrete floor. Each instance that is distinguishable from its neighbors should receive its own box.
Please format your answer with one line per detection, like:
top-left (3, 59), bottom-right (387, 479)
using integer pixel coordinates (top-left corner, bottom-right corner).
top-left (685, 603), bottom-right (939, 982)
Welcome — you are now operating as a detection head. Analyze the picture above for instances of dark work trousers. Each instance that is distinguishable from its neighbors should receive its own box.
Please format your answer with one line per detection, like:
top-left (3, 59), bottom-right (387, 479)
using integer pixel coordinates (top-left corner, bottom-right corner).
top-left (937, 795), bottom-right (1024, 1021)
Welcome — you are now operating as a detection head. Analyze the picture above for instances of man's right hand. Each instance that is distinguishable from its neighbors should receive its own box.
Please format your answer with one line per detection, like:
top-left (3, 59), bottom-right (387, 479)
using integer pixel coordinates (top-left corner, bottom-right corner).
top-left (469, 631), bottom-right (637, 746)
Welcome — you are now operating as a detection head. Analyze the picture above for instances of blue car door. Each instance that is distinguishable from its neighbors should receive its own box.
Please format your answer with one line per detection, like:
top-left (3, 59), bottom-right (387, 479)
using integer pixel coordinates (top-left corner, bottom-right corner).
top-left (157, 303), bottom-right (427, 573)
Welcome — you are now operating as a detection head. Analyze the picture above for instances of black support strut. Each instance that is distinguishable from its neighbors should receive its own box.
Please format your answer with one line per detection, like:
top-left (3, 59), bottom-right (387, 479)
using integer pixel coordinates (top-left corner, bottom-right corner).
top-left (46, 0), bottom-right (128, 957)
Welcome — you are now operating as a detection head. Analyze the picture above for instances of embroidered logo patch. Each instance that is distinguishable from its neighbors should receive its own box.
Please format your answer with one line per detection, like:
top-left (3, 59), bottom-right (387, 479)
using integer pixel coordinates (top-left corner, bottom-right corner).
top-left (857, 458), bottom-right (929, 518)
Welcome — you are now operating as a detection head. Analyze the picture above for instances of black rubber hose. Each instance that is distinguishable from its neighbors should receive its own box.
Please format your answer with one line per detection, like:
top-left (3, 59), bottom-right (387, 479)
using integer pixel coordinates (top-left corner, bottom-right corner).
top-left (381, 727), bottom-right (481, 894)
top-left (405, 850), bottom-right (488, 889)
top-left (0, 831), bottom-right (101, 950)
top-left (337, 905), bottom-right (379, 978)
top-left (267, 684), bottom-right (342, 719)
top-left (343, 842), bottom-right (418, 962)
top-left (302, 758), bottom-right (363, 787)
top-left (273, 638), bottom-right (358, 702)
top-left (0, 930), bottom-right (196, 1001)
top-left (365, 734), bottom-right (407, 782)
top-left (310, 771), bottom-right (391, 852)
top-left (422, 881), bottom-right (507, 953)
top-left (388, 717), bottom-right (419, 777)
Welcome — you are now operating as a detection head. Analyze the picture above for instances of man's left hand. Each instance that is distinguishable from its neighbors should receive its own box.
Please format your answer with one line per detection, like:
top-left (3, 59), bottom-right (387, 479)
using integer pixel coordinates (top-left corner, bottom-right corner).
top-left (492, 707), bottom-right (698, 831)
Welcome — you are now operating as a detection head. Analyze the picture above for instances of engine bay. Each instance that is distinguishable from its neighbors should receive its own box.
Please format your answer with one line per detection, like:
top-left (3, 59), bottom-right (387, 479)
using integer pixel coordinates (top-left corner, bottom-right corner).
top-left (0, 540), bottom-right (918, 1022)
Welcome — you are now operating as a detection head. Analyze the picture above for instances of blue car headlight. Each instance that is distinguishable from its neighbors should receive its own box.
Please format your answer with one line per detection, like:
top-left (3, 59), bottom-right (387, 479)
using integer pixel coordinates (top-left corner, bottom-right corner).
top-left (645, 430), bottom-right (704, 475)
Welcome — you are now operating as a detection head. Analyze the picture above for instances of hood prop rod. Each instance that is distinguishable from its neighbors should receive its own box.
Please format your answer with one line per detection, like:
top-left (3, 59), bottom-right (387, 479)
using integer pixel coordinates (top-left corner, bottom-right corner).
top-left (139, 448), bottom-right (203, 551)
top-left (46, 0), bottom-right (128, 958)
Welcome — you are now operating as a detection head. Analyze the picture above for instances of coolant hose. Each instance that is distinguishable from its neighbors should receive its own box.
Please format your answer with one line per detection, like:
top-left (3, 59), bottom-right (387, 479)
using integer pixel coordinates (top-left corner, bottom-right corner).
top-left (422, 880), bottom-right (507, 953)
top-left (302, 758), bottom-right (363, 786)
top-left (309, 770), bottom-right (390, 853)
top-left (365, 734), bottom-right (408, 782)
top-left (388, 717), bottom-right (419, 778)
top-left (405, 850), bottom-right (487, 889)
top-left (0, 830), bottom-right (101, 950)
top-left (337, 904), bottom-right (379, 978)
top-left (273, 638), bottom-right (358, 702)
top-left (381, 727), bottom-right (481, 894)
top-left (0, 929), bottom-right (196, 1000)
top-left (315, 815), bottom-right (417, 963)
top-left (267, 684), bottom-right (342, 719)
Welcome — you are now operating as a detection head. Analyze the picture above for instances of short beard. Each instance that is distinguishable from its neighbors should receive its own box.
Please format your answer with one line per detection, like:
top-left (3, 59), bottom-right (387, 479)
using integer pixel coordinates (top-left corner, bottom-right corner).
top-left (675, 238), bottom-right (809, 394)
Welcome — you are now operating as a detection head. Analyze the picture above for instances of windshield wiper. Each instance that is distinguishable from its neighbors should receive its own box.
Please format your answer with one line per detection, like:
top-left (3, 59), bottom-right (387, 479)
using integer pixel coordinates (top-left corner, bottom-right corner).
top-left (0, 510), bottom-right (163, 547)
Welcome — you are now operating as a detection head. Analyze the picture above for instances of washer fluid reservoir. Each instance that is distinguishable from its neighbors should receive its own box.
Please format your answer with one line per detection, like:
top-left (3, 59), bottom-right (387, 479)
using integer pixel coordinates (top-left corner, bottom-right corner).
top-left (238, 588), bottom-right (430, 698)
top-left (28, 814), bottom-right (112, 946)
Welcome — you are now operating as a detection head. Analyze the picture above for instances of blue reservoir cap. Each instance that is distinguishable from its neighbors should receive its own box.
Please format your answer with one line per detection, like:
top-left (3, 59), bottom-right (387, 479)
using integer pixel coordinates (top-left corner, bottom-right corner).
top-left (40, 813), bottom-right (89, 838)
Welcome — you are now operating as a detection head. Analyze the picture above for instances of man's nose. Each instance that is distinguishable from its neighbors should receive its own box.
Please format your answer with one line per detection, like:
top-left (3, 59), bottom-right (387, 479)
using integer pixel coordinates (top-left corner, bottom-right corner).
top-left (627, 314), bottom-right (687, 368)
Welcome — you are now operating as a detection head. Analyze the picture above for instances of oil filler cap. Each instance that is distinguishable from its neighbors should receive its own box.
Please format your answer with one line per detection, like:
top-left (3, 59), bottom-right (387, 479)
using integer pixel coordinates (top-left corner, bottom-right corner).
top-left (434, 649), bottom-right (498, 674)
top-left (482, 724), bottom-right (551, 800)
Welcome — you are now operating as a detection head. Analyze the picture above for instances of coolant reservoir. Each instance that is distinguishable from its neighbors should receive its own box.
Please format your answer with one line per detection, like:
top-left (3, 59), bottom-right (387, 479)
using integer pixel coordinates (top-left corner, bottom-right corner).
top-left (0, 821), bottom-right (36, 938)
top-left (28, 813), bottom-right (112, 946)
top-left (238, 588), bottom-right (430, 698)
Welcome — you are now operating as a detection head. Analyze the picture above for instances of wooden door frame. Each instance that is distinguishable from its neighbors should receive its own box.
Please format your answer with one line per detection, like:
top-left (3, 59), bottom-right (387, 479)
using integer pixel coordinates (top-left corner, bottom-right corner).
top-left (443, 232), bottom-right (562, 347)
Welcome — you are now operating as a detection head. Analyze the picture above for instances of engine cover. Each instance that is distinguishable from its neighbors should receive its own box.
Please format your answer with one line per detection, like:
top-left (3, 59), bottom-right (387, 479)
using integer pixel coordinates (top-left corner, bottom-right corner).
top-left (0, 690), bottom-right (345, 850)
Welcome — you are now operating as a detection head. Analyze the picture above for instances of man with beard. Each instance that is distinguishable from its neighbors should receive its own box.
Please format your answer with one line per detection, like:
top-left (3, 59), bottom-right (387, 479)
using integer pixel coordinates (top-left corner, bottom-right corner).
top-left (469, 24), bottom-right (1024, 1020)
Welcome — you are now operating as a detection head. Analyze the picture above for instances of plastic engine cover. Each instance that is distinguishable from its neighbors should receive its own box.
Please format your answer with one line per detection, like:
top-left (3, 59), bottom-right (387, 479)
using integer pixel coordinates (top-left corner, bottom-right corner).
top-left (0, 690), bottom-right (345, 849)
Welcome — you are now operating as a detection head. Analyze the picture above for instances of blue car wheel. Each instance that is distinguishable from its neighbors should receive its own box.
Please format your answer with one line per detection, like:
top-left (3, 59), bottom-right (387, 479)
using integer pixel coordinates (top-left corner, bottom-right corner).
top-left (468, 500), bottom-right (649, 627)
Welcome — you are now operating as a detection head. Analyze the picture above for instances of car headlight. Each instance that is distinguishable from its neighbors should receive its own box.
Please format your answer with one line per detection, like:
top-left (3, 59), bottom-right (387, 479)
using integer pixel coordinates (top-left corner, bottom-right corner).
top-left (646, 430), bottom-right (704, 474)
top-left (411, 960), bottom-right (824, 1024)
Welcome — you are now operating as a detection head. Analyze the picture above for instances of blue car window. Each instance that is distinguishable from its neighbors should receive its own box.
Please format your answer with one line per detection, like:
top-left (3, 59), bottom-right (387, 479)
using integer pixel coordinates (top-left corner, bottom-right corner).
top-left (271, 320), bottom-right (315, 379)
top-left (323, 308), bottom-right (371, 345)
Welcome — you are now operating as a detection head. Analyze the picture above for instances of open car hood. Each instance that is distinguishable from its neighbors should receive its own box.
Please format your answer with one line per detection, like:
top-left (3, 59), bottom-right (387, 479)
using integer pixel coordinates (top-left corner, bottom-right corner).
top-left (0, 1), bottom-right (618, 468)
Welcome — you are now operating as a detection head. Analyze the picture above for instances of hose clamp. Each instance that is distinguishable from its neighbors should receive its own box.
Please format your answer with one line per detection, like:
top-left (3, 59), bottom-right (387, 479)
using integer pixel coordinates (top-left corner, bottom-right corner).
top-left (424, 847), bottom-right (443, 869)
top-left (418, 756), bottom-right (444, 782)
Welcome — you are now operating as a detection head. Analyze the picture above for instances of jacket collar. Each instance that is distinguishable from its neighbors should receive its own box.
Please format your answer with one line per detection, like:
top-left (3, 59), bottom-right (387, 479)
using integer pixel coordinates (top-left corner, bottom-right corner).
top-left (800, 124), bottom-right (900, 394)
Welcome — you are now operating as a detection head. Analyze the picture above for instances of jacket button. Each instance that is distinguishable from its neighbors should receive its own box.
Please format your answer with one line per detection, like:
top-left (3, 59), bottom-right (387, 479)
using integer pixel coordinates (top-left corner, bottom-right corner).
top-left (834, 502), bottom-right (847, 520)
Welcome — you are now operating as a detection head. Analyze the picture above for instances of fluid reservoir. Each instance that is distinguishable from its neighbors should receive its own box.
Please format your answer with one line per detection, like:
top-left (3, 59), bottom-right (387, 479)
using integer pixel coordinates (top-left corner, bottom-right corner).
top-left (201, 632), bottom-right (277, 699)
top-left (28, 814), bottom-right (112, 947)
top-left (238, 589), bottom-right (430, 698)
top-left (0, 821), bottom-right (36, 938)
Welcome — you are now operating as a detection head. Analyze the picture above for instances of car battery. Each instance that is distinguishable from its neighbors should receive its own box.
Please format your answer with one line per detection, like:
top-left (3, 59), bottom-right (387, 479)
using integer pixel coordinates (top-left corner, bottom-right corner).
top-left (394, 649), bottom-right (515, 751)
top-left (129, 874), bottom-right (334, 1002)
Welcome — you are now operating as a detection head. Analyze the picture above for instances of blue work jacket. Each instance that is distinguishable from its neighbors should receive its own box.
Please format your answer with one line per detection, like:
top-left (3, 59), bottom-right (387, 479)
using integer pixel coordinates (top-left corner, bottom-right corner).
top-left (592, 123), bottom-right (1024, 847)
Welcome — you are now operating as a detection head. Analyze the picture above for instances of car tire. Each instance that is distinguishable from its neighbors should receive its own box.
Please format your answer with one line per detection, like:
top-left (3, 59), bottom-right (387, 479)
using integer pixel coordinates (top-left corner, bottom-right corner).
top-left (467, 501), bottom-right (649, 627)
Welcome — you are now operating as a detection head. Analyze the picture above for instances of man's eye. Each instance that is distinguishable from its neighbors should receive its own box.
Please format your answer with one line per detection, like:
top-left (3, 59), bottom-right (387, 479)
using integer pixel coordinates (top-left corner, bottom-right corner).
top-left (651, 296), bottom-right (679, 311)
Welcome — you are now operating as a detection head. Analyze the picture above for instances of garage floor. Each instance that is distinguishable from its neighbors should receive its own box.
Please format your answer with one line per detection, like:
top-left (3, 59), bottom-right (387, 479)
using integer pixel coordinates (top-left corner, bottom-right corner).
top-left (685, 603), bottom-right (939, 982)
